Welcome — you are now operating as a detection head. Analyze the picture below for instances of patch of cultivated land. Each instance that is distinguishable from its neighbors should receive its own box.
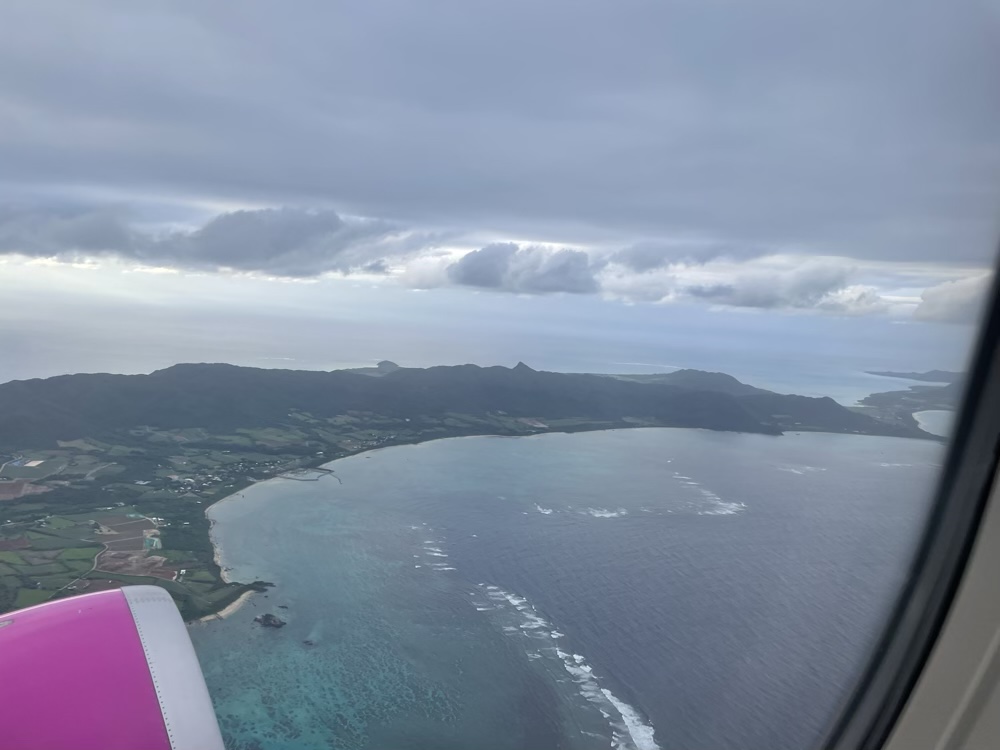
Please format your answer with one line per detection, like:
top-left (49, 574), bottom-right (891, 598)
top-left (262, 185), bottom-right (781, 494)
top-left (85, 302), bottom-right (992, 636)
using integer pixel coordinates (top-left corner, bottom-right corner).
top-left (0, 411), bottom-right (587, 617)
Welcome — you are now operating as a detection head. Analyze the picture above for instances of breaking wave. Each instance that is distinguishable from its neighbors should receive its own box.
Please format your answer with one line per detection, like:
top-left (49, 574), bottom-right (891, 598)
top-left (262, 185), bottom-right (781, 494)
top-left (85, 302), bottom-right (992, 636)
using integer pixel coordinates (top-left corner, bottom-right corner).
top-left (583, 507), bottom-right (629, 518)
top-left (777, 465), bottom-right (827, 475)
top-left (472, 584), bottom-right (661, 750)
top-left (670, 472), bottom-right (746, 516)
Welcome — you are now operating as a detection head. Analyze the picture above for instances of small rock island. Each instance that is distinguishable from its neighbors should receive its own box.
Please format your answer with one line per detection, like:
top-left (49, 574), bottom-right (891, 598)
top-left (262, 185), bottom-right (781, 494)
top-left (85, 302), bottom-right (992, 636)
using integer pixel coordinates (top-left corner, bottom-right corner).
top-left (254, 613), bottom-right (287, 628)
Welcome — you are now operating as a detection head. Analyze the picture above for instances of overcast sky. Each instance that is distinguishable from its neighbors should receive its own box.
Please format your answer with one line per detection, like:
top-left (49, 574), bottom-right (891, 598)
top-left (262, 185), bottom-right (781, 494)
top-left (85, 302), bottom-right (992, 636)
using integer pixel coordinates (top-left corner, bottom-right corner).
top-left (1, 1), bottom-right (998, 385)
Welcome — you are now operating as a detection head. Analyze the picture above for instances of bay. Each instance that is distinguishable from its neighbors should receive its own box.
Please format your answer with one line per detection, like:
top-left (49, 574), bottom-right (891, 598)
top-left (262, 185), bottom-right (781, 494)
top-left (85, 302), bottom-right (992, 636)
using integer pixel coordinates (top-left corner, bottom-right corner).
top-left (190, 429), bottom-right (943, 750)
top-left (913, 409), bottom-right (955, 438)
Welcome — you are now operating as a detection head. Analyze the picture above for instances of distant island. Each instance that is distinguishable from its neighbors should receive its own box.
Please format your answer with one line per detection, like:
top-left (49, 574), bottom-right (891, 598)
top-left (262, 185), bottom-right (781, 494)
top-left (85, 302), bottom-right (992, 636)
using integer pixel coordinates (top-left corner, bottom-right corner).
top-left (866, 369), bottom-right (963, 384)
top-left (854, 379), bottom-right (961, 432)
top-left (0, 361), bottom-right (938, 620)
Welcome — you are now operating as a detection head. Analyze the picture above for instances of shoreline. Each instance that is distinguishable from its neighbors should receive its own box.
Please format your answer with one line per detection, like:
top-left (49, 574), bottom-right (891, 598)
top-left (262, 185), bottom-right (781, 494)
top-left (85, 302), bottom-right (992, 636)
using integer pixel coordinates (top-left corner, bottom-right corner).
top-left (913, 409), bottom-right (955, 439)
top-left (195, 589), bottom-right (256, 623)
top-left (210, 519), bottom-right (232, 584)
top-left (207, 516), bottom-right (235, 584)
top-left (196, 425), bottom-right (935, 620)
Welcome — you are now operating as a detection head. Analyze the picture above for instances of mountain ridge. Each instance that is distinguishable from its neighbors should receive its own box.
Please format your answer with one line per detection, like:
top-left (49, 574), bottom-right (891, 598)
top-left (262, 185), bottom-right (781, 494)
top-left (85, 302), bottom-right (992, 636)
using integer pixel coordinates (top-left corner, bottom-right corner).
top-left (0, 362), bottom-right (932, 449)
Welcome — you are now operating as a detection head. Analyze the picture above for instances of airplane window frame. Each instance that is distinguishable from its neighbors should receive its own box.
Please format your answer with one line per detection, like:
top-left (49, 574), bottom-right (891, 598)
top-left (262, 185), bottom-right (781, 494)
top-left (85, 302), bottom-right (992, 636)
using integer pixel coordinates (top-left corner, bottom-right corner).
top-left (826, 258), bottom-right (1000, 749)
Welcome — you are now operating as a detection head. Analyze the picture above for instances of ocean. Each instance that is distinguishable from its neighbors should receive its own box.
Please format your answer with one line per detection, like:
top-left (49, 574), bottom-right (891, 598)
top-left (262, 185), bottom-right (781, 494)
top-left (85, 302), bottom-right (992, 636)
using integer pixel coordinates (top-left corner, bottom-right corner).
top-left (189, 429), bottom-right (944, 750)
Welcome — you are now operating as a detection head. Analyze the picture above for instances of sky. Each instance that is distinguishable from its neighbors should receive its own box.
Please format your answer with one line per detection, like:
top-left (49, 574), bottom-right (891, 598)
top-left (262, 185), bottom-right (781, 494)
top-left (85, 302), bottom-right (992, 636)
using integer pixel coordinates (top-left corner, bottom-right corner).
top-left (0, 1), bottom-right (998, 390)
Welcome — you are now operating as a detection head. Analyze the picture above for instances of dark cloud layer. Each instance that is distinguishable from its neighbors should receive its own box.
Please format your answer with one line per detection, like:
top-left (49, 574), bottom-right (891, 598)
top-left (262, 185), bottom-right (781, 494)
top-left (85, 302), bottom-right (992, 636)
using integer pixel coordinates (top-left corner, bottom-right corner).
top-left (0, 1), bottom-right (997, 266)
top-left (447, 243), bottom-right (601, 294)
top-left (0, 205), bottom-right (409, 276)
top-left (0, 1), bottom-right (996, 331)
top-left (686, 264), bottom-right (853, 310)
top-left (613, 242), bottom-right (768, 272)
top-left (1, 201), bottom-right (992, 323)
top-left (163, 209), bottom-right (403, 276)
top-left (0, 205), bottom-right (140, 256)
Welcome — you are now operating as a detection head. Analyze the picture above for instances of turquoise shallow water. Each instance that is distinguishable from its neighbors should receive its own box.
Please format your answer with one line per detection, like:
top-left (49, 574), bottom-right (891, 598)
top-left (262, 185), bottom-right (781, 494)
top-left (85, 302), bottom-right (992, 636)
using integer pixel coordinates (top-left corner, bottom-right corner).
top-left (190, 429), bottom-right (943, 750)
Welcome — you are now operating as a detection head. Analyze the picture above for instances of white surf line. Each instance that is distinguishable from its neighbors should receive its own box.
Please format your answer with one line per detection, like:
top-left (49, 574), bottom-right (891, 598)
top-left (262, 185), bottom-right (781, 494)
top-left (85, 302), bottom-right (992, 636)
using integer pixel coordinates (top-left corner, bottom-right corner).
top-left (474, 584), bottom-right (661, 750)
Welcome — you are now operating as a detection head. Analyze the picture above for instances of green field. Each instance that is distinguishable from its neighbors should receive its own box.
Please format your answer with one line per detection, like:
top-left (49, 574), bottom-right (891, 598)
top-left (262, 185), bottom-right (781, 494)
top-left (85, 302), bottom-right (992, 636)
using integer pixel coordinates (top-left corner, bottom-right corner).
top-left (59, 546), bottom-right (100, 561)
top-left (14, 562), bottom-right (67, 576)
top-left (57, 439), bottom-right (103, 451)
top-left (25, 531), bottom-right (78, 550)
top-left (34, 574), bottom-right (78, 590)
top-left (45, 516), bottom-right (78, 530)
top-left (0, 458), bottom-right (66, 480)
top-left (14, 588), bottom-right (52, 608)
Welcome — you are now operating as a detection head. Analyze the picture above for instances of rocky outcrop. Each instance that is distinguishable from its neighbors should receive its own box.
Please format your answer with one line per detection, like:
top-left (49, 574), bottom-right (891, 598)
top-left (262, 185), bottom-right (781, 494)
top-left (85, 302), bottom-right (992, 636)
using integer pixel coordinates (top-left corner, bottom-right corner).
top-left (253, 613), bottom-right (286, 628)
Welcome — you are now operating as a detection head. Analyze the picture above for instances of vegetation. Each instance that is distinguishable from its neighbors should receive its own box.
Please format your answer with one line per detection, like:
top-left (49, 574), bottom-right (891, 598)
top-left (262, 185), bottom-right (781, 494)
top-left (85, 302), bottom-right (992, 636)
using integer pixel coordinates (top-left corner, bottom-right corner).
top-left (865, 370), bottom-right (963, 384)
top-left (0, 362), bottom-right (937, 619)
top-left (854, 381), bottom-right (961, 431)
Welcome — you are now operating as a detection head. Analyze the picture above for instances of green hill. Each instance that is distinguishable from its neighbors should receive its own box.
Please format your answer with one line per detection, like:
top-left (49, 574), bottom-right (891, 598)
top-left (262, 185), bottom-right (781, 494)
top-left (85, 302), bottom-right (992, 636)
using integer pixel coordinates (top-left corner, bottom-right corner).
top-left (0, 362), bottom-right (930, 450)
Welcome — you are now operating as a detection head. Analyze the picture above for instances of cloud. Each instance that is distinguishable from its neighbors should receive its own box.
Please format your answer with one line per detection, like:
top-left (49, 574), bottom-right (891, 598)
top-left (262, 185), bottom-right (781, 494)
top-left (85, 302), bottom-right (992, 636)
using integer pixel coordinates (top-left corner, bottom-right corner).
top-left (0, 201), bottom-right (988, 323)
top-left (612, 242), bottom-right (766, 272)
top-left (684, 262), bottom-right (854, 310)
top-left (447, 243), bottom-right (602, 294)
top-left (446, 243), bottom-right (518, 288)
top-left (157, 209), bottom-right (406, 276)
top-left (815, 285), bottom-right (893, 316)
top-left (914, 274), bottom-right (993, 323)
top-left (0, 1), bottom-right (997, 267)
top-left (0, 205), bottom-right (421, 277)
top-left (0, 205), bottom-right (141, 256)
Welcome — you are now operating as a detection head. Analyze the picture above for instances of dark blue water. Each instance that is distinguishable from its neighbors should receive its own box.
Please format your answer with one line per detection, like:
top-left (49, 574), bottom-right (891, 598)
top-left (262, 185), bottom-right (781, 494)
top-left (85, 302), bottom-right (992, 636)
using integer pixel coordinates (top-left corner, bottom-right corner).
top-left (189, 429), bottom-right (943, 750)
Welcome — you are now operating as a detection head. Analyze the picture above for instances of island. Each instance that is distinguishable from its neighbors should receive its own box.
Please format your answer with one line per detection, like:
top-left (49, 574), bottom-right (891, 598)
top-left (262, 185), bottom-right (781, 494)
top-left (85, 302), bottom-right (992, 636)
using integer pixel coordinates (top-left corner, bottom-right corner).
top-left (866, 370), bottom-right (963, 384)
top-left (254, 613), bottom-right (287, 628)
top-left (853, 380), bottom-right (962, 432)
top-left (0, 361), bottom-right (938, 620)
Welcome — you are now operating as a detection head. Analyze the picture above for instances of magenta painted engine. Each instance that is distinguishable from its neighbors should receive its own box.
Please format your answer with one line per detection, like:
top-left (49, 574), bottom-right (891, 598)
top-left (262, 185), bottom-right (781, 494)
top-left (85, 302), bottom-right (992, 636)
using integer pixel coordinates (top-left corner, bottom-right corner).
top-left (0, 585), bottom-right (224, 750)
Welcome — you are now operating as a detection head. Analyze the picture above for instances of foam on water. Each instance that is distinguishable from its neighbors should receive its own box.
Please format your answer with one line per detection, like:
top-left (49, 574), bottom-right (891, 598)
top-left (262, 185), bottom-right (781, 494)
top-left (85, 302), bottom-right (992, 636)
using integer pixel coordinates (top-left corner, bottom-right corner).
top-left (535, 504), bottom-right (554, 515)
top-left (601, 688), bottom-right (662, 750)
top-left (699, 501), bottom-right (747, 516)
top-left (695, 488), bottom-right (746, 516)
top-left (474, 584), bottom-right (661, 750)
top-left (777, 465), bottom-right (827, 475)
top-left (415, 534), bottom-right (455, 569)
top-left (584, 508), bottom-right (628, 518)
top-left (669, 472), bottom-right (746, 516)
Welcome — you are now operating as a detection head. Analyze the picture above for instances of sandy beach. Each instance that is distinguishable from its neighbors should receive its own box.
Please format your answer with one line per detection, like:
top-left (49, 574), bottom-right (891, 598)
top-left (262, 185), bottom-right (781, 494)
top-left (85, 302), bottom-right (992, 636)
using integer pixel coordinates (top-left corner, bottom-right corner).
top-left (196, 589), bottom-right (255, 623)
top-left (208, 517), bottom-right (235, 584)
top-left (207, 488), bottom-right (257, 584)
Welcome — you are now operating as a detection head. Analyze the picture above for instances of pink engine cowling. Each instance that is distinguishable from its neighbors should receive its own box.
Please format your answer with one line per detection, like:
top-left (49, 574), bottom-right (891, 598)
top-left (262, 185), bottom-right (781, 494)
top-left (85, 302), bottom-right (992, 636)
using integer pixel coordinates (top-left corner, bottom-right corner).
top-left (0, 585), bottom-right (224, 750)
